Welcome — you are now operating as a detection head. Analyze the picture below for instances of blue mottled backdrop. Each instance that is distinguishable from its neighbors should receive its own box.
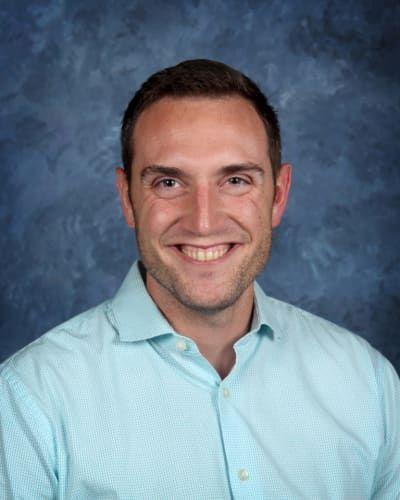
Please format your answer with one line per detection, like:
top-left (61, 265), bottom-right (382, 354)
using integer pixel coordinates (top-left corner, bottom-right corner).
top-left (1, 0), bottom-right (399, 373)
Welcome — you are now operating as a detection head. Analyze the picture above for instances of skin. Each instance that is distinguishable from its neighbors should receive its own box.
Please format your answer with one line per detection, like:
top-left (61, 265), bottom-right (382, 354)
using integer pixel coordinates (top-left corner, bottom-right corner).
top-left (116, 96), bottom-right (291, 378)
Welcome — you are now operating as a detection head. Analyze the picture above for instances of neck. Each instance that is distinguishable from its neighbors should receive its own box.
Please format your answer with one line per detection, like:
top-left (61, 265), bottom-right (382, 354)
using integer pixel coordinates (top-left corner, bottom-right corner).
top-left (145, 272), bottom-right (255, 378)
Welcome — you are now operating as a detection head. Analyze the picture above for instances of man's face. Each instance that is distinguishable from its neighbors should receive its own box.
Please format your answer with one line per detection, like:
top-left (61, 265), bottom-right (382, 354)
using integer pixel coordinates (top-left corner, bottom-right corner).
top-left (117, 96), bottom-right (291, 314)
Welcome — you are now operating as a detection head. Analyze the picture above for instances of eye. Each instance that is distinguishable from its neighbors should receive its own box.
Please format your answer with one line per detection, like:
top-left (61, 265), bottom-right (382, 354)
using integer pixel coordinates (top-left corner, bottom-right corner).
top-left (152, 177), bottom-right (184, 198)
top-left (227, 176), bottom-right (249, 185)
top-left (223, 175), bottom-right (252, 195)
top-left (155, 178), bottom-right (179, 189)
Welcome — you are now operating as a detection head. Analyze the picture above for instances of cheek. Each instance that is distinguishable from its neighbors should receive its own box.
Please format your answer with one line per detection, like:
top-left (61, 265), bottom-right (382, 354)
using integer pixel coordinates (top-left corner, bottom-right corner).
top-left (139, 199), bottom-right (179, 235)
top-left (232, 194), bottom-right (271, 229)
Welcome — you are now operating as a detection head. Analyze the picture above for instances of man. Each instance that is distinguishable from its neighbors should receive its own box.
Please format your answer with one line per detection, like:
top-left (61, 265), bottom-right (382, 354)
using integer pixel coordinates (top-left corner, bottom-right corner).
top-left (0, 59), bottom-right (399, 499)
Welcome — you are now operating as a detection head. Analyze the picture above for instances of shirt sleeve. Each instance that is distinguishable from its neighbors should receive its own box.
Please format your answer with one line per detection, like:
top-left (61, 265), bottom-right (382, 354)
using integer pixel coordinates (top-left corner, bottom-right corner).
top-left (372, 355), bottom-right (400, 499)
top-left (0, 363), bottom-right (58, 499)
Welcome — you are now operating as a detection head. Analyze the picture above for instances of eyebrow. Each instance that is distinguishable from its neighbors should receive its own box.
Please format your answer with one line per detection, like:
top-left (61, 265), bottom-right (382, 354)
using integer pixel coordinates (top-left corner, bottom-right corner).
top-left (140, 163), bottom-right (265, 181)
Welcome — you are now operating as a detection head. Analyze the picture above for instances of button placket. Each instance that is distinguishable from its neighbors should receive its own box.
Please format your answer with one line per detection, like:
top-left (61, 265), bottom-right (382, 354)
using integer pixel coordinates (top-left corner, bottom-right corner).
top-left (215, 370), bottom-right (257, 494)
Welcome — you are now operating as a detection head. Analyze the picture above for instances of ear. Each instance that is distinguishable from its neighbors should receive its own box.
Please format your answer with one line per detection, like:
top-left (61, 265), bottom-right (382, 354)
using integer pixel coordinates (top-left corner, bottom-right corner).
top-left (115, 167), bottom-right (136, 229)
top-left (272, 163), bottom-right (292, 228)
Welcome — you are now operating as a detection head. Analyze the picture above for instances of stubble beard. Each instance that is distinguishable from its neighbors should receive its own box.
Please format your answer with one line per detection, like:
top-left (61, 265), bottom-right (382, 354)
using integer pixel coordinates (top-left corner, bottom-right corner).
top-left (135, 225), bottom-right (273, 316)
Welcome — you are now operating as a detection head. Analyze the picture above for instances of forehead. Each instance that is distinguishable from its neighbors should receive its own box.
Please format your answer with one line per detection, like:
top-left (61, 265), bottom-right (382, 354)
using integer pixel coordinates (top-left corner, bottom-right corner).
top-left (132, 96), bottom-right (269, 169)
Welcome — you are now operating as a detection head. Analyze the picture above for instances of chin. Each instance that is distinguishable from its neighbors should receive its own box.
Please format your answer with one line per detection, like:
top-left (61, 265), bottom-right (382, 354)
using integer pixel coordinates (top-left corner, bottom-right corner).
top-left (172, 287), bottom-right (244, 315)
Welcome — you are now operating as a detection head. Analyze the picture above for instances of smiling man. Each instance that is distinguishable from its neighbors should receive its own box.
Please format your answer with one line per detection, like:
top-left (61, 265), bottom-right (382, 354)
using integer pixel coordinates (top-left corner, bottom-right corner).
top-left (116, 92), bottom-right (291, 379)
top-left (1, 60), bottom-right (399, 499)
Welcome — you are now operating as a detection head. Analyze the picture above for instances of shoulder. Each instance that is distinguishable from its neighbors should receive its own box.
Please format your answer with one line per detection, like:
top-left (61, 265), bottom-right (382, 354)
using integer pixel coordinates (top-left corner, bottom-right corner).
top-left (0, 301), bottom-right (113, 404)
top-left (260, 292), bottom-right (391, 386)
top-left (261, 294), bottom-right (400, 434)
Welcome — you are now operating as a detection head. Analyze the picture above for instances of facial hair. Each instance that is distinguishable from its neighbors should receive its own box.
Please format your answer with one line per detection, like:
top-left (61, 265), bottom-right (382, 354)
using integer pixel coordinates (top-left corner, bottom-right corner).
top-left (134, 220), bottom-right (273, 315)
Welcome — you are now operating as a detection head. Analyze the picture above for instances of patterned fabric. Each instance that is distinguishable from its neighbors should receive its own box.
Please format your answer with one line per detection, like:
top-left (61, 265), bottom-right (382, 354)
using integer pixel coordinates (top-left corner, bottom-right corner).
top-left (1, 261), bottom-right (399, 499)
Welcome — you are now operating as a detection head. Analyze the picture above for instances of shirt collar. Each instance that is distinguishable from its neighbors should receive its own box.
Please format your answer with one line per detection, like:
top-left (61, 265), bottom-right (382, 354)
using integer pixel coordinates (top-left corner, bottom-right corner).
top-left (109, 260), bottom-right (285, 343)
top-left (253, 281), bottom-right (285, 341)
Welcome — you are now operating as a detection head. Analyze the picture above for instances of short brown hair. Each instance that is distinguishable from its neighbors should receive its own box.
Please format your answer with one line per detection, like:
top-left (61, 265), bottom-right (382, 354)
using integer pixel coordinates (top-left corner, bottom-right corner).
top-left (121, 59), bottom-right (281, 182)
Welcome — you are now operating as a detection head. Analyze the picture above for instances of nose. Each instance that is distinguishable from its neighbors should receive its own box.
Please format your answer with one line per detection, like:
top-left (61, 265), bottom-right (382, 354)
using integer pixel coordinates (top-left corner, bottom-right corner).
top-left (184, 183), bottom-right (224, 236)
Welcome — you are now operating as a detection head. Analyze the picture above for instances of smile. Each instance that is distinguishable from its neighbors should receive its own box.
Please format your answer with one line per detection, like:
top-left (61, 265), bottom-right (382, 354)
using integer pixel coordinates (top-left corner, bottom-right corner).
top-left (176, 243), bottom-right (236, 262)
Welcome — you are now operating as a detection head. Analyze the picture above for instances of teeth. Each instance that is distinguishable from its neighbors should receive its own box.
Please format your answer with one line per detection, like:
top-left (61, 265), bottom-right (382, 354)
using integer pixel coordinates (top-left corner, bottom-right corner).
top-left (180, 244), bottom-right (232, 261)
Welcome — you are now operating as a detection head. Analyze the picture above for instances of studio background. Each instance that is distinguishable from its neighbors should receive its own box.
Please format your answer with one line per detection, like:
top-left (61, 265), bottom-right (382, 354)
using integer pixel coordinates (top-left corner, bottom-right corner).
top-left (1, 0), bottom-right (399, 374)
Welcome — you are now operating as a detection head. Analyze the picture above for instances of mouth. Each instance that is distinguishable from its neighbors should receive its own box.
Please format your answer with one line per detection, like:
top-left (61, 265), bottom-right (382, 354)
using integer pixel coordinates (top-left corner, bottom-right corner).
top-left (172, 243), bottom-right (240, 263)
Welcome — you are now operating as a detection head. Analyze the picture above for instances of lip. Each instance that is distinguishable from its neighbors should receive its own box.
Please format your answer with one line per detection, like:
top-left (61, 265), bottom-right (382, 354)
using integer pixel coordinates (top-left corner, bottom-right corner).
top-left (169, 243), bottom-right (241, 265)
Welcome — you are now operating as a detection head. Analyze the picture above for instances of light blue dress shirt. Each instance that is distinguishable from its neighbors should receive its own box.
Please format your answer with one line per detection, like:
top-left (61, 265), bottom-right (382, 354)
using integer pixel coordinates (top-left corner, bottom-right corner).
top-left (1, 261), bottom-right (399, 499)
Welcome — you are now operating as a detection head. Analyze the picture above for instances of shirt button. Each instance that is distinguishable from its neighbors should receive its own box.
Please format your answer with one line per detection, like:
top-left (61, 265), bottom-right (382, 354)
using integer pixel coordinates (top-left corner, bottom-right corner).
top-left (222, 387), bottom-right (230, 398)
top-left (176, 340), bottom-right (188, 352)
top-left (237, 468), bottom-right (249, 481)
